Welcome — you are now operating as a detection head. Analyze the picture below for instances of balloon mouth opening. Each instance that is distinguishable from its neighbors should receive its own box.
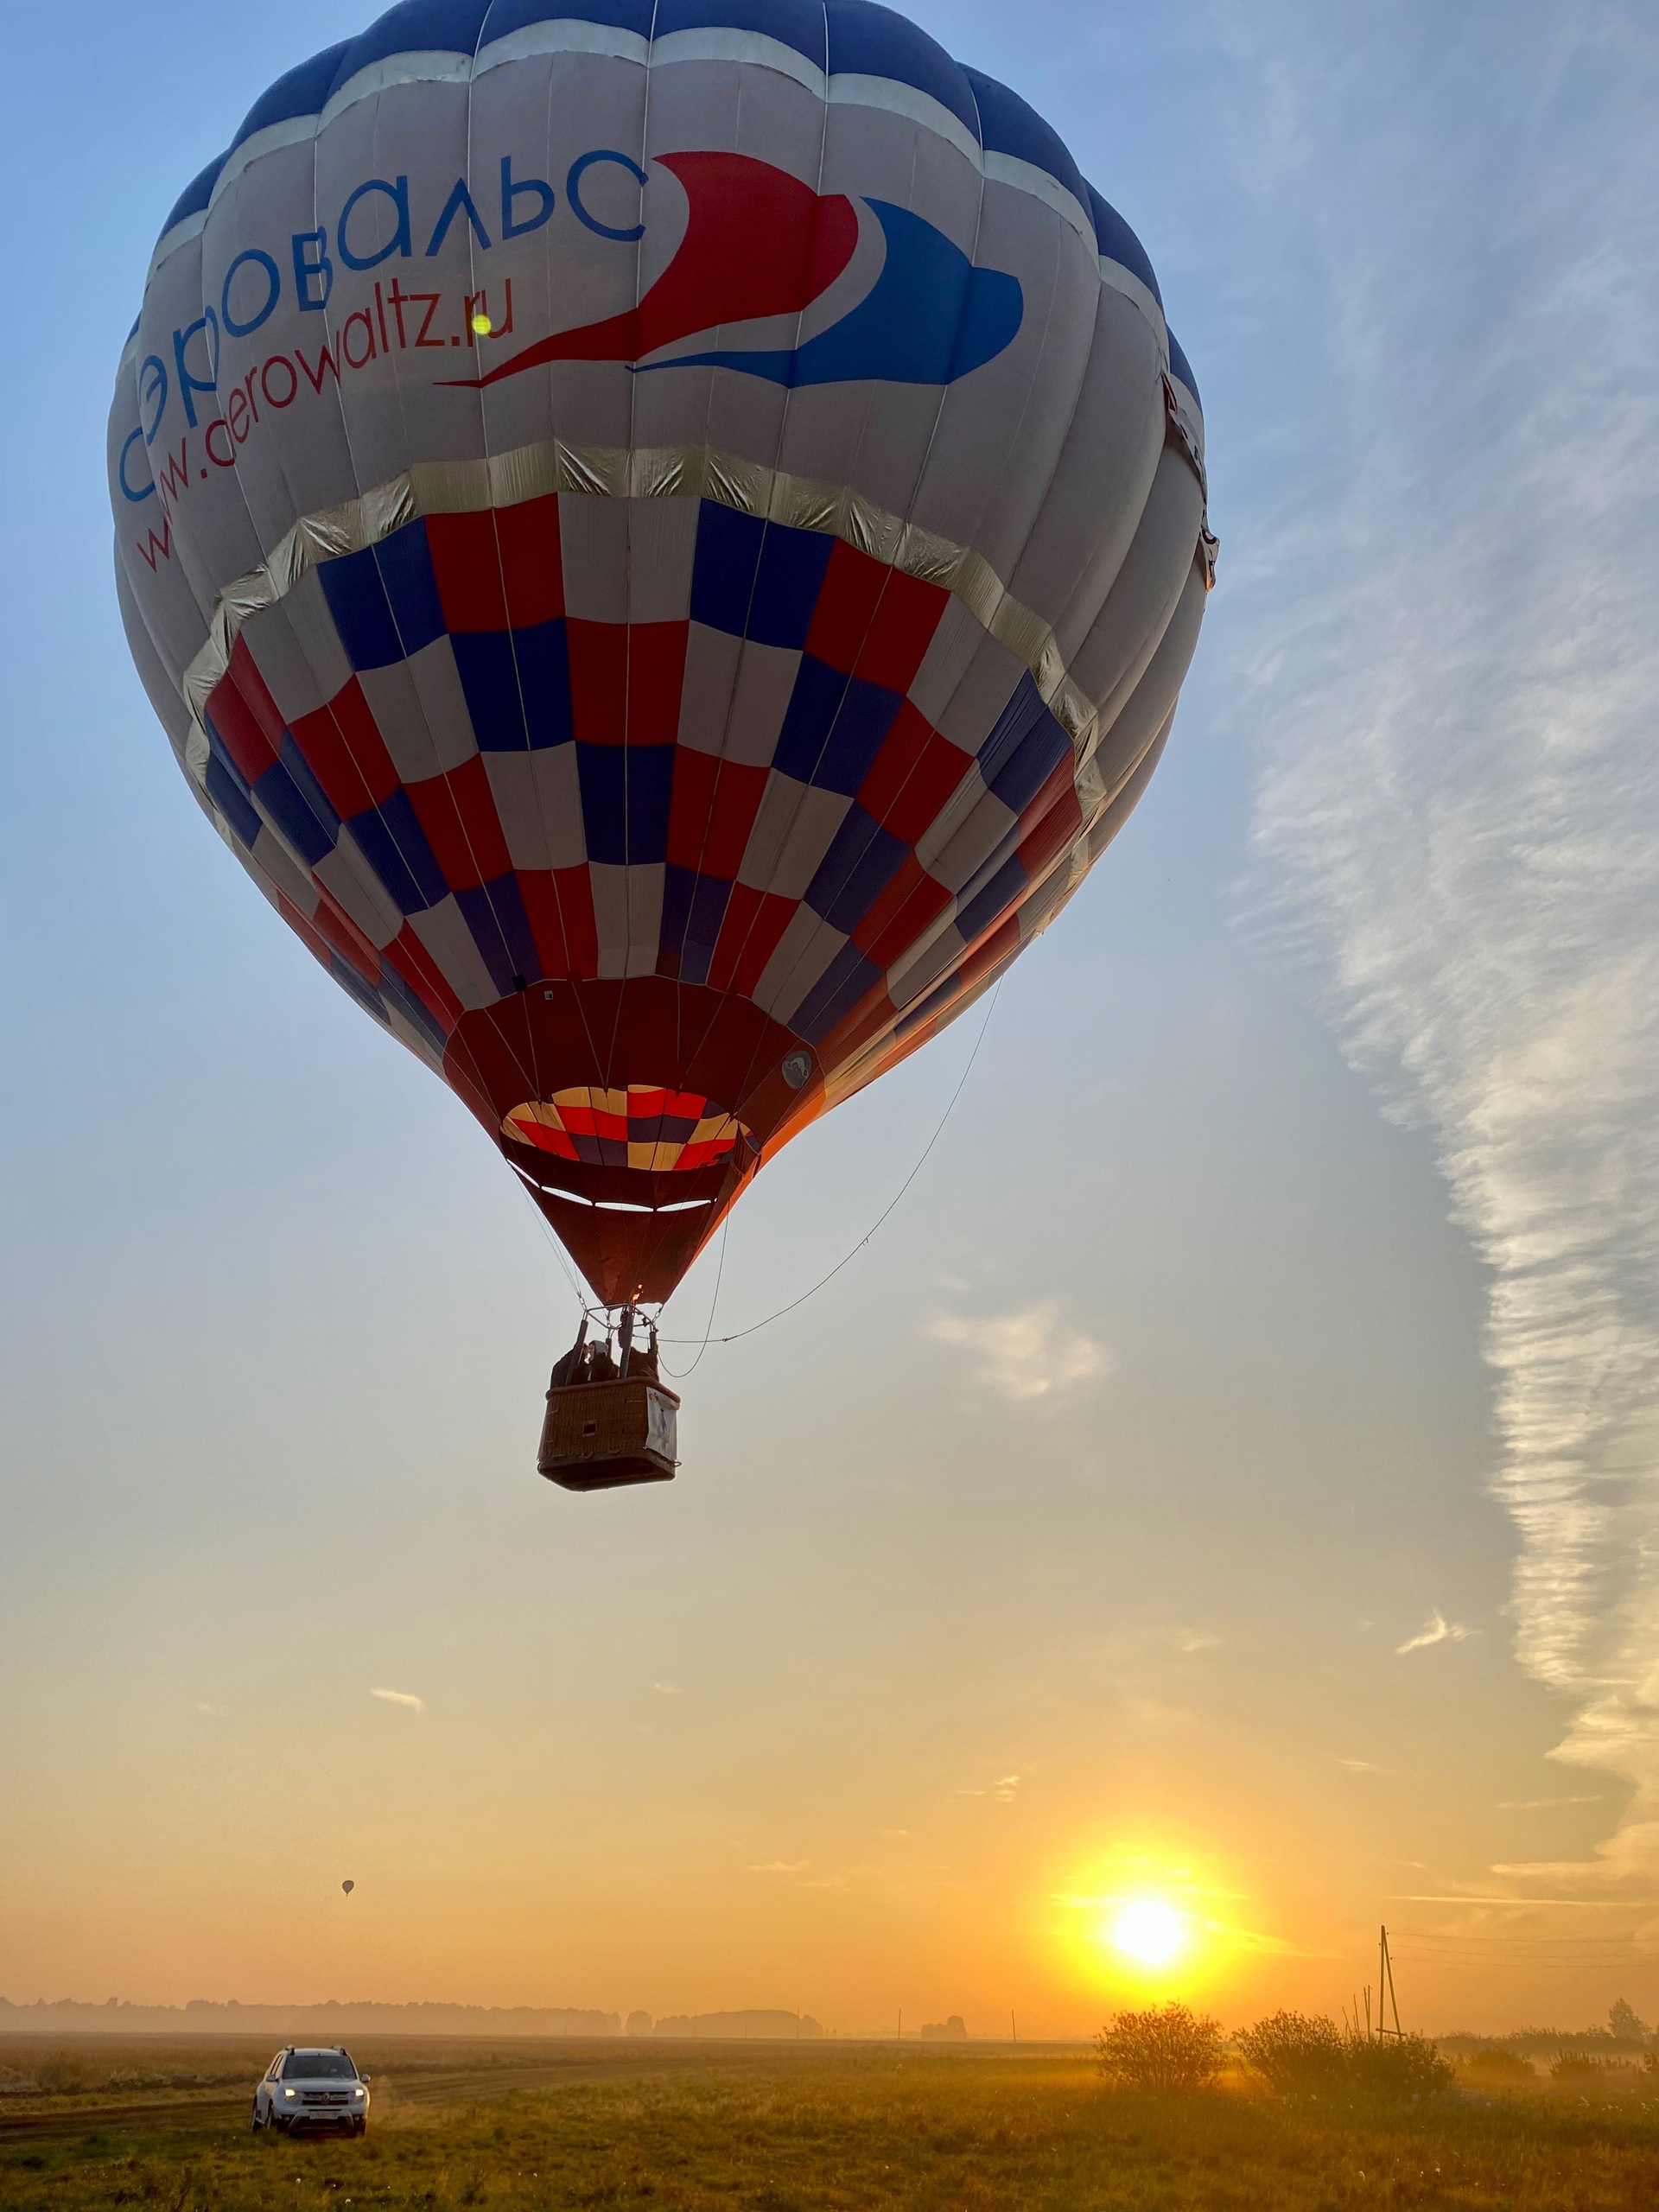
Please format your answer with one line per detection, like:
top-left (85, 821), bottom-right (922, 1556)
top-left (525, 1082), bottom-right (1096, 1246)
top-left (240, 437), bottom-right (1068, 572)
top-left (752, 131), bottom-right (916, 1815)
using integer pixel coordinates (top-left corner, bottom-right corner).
top-left (503, 1085), bottom-right (755, 1173)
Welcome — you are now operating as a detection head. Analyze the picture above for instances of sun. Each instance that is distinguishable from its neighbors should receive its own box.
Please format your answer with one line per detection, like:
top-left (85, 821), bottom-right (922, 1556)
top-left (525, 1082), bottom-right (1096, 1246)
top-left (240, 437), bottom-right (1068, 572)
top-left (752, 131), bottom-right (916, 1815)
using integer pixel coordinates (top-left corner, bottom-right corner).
top-left (1109, 1897), bottom-right (1190, 1971)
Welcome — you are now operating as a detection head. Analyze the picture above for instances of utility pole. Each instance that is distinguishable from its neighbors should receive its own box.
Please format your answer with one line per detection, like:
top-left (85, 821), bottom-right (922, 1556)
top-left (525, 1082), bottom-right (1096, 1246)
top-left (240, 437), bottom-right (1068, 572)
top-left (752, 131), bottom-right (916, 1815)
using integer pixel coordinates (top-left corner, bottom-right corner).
top-left (1379, 1925), bottom-right (1402, 2039)
top-left (897, 2007), bottom-right (902, 2047)
top-left (1010, 2009), bottom-right (1017, 2046)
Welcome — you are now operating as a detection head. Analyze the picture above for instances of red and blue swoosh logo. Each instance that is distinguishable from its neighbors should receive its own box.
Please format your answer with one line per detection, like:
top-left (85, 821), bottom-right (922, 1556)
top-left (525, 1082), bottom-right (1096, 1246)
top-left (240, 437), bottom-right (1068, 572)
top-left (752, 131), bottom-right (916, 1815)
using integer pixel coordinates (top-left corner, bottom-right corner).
top-left (453, 151), bottom-right (1022, 391)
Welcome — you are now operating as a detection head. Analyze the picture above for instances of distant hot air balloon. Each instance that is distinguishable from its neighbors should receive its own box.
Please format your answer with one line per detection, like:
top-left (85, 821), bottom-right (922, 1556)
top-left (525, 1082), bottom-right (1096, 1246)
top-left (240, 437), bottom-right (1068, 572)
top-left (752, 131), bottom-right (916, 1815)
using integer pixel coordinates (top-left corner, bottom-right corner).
top-left (342, 1879), bottom-right (355, 1894)
top-left (110, 0), bottom-right (1213, 1479)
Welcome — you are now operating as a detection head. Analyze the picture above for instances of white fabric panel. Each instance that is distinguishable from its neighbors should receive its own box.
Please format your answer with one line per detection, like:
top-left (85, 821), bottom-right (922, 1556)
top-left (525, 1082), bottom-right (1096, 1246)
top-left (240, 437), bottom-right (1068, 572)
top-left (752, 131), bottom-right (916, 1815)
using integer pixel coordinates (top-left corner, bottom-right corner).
top-left (917, 783), bottom-right (1018, 893)
top-left (626, 495), bottom-right (699, 623)
top-left (313, 837), bottom-right (406, 950)
top-left (483, 745), bottom-right (588, 870)
top-left (1068, 449), bottom-right (1205, 714)
top-left (931, 635), bottom-right (1027, 756)
top-left (557, 495), bottom-right (631, 622)
top-left (753, 906), bottom-right (847, 1022)
top-left (240, 601), bottom-right (329, 722)
top-left (588, 861), bottom-right (664, 978)
top-left (408, 894), bottom-right (499, 1008)
top-left (276, 571), bottom-right (354, 707)
top-left (735, 775), bottom-right (849, 897)
top-left (357, 660), bottom-right (448, 784)
top-left (403, 635), bottom-right (479, 771)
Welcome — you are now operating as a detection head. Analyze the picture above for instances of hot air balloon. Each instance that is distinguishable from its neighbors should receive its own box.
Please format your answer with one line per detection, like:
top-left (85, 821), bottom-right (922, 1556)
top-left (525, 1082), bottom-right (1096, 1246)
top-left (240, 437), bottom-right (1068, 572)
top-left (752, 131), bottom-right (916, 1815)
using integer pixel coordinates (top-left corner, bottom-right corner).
top-left (342, 1879), bottom-right (355, 1894)
top-left (109, 0), bottom-right (1213, 1486)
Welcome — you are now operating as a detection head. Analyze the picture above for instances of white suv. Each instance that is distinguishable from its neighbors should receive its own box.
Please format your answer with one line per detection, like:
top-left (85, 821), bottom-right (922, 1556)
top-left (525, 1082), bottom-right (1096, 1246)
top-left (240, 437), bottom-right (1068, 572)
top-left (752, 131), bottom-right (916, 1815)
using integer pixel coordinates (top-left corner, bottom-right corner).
top-left (251, 2046), bottom-right (371, 2135)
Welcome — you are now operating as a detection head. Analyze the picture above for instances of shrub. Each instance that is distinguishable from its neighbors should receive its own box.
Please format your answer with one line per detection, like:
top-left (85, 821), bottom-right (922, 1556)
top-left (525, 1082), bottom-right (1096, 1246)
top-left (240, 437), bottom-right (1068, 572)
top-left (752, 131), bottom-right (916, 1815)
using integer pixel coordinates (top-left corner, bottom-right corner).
top-left (1345, 2032), bottom-right (1456, 2103)
top-left (1457, 2047), bottom-right (1535, 2088)
top-left (1236, 2012), bottom-right (1348, 2096)
top-left (1095, 2004), bottom-right (1226, 2094)
top-left (1550, 2052), bottom-right (1614, 2083)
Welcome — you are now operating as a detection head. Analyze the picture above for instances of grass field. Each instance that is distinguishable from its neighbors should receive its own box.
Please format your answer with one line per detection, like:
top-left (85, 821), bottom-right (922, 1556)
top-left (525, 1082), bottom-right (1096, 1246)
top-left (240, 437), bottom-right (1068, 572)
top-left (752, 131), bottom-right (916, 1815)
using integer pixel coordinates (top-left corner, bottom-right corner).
top-left (5, 2036), bottom-right (1659, 2209)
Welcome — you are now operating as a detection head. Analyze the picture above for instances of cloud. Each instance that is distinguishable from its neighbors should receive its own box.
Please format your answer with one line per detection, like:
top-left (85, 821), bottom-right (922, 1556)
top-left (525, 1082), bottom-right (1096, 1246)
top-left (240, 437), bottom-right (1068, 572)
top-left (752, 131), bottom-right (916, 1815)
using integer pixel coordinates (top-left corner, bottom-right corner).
top-left (877, 1829), bottom-right (911, 1840)
top-left (747, 1860), bottom-right (809, 1874)
top-left (193, 1702), bottom-right (226, 1716)
top-left (1240, 8), bottom-right (1659, 1869)
top-left (923, 1300), bottom-right (1112, 1401)
top-left (1335, 1758), bottom-right (1389, 1775)
top-left (1496, 1796), bottom-right (1605, 1812)
top-left (1395, 1613), bottom-right (1475, 1657)
top-left (994, 1774), bottom-right (1021, 1802)
top-left (1175, 1630), bottom-right (1222, 1654)
top-left (652, 1682), bottom-right (682, 1696)
top-left (371, 1686), bottom-right (424, 1712)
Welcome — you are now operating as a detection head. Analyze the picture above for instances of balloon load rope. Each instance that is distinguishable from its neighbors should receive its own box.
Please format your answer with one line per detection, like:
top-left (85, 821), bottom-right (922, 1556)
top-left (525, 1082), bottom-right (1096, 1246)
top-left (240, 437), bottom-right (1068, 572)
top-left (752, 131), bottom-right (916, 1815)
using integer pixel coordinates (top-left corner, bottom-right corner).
top-left (653, 974), bottom-right (1005, 1351)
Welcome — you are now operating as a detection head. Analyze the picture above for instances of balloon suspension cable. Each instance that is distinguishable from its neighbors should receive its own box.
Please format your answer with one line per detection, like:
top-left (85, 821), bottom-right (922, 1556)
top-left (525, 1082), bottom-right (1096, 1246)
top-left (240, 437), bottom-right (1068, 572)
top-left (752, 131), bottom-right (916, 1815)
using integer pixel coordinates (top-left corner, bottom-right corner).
top-left (658, 1217), bottom-right (729, 1381)
top-left (658, 974), bottom-right (1004, 1348)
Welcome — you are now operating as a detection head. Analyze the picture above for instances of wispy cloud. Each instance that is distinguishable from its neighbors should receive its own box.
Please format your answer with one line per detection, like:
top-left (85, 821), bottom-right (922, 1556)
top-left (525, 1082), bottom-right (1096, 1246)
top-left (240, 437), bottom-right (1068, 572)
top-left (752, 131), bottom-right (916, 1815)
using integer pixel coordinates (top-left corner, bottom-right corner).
top-left (748, 1860), bottom-right (809, 1874)
top-left (1335, 1758), bottom-right (1389, 1775)
top-left (1395, 1613), bottom-right (1475, 1657)
top-left (652, 1682), bottom-right (682, 1696)
top-left (924, 1300), bottom-right (1111, 1401)
top-left (371, 1686), bottom-right (424, 1712)
top-left (1497, 1797), bottom-right (1605, 1811)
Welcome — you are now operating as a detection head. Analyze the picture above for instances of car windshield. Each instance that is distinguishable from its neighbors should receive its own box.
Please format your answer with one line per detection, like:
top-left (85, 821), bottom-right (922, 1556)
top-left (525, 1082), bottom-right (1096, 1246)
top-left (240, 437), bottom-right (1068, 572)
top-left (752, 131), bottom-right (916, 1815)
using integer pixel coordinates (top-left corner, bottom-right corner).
top-left (283, 2051), bottom-right (355, 2079)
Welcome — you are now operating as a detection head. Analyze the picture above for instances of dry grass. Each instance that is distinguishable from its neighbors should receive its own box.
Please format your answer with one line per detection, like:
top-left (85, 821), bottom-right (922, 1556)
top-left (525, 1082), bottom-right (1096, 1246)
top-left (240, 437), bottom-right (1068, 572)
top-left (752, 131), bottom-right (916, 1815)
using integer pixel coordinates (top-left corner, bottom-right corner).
top-left (3, 2038), bottom-right (1659, 2209)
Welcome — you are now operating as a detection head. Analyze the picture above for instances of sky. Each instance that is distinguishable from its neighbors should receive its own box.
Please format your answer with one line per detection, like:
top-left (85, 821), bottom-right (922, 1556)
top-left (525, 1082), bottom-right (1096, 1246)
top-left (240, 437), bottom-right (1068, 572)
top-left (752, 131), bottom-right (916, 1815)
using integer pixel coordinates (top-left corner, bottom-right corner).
top-left (3, 0), bottom-right (1657, 2039)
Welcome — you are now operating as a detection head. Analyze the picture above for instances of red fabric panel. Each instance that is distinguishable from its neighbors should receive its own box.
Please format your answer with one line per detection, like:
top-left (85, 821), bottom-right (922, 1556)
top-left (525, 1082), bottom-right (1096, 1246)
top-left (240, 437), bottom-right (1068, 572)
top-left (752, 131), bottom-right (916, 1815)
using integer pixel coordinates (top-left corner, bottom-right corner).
top-left (853, 570), bottom-right (949, 694)
top-left (311, 886), bottom-right (383, 979)
top-left (856, 702), bottom-right (974, 846)
top-left (708, 883), bottom-right (797, 994)
top-left (426, 510), bottom-right (508, 632)
top-left (276, 889), bottom-right (333, 968)
top-left (290, 679), bottom-right (400, 815)
top-left (386, 922), bottom-right (465, 1028)
top-left (666, 747), bottom-right (767, 875)
top-left (566, 620), bottom-right (626, 741)
top-left (496, 495), bottom-right (563, 627)
top-left (804, 539), bottom-right (887, 674)
top-left (518, 866), bottom-right (598, 980)
top-left (850, 853), bottom-right (953, 967)
top-left (405, 754), bottom-right (513, 890)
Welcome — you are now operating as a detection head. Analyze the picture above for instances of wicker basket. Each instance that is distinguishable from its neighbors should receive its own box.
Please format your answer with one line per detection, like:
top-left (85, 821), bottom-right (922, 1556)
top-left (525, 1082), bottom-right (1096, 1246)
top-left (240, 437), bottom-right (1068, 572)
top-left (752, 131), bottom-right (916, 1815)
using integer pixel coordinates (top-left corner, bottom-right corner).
top-left (537, 1376), bottom-right (680, 1491)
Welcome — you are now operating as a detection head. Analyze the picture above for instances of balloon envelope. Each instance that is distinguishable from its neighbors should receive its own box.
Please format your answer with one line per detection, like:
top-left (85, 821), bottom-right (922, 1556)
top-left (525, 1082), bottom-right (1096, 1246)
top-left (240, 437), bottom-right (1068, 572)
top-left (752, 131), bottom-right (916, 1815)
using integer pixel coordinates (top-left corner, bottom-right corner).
top-left (110, 0), bottom-right (1211, 1306)
top-left (342, 1879), bottom-right (354, 1894)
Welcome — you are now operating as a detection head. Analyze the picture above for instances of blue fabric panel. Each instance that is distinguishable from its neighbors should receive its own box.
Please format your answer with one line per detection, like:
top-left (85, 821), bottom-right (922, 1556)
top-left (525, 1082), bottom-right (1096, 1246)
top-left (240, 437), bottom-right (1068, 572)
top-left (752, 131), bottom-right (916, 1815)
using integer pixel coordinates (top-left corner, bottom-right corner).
top-left (162, 154), bottom-right (228, 237)
top-left (986, 705), bottom-right (1069, 816)
top-left (790, 939), bottom-right (883, 1045)
top-left (976, 671), bottom-right (1060, 799)
top-left (960, 67), bottom-right (1087, 217)
top-left (514, 620), bottom-right (575, 747)
top-left (232, 44), bottom-right (351, 150)
top-left (661, 866), bottom-right (734, 982)
top-left (1167, 330), bottom-right (1201, 409)
top-left (576, 744), bottom-right (676, 865)
top-left (377, 962), bottom-right (451, 1052)
top-left (1086, 185), bottom-right (1162, 305)
top-left (319, 525), bottom-right (446, 670)
top-left (205, 753), bottom-right (262, 848)
top-left (652, 0), bottom-right (828, 67)
top-left (329, 0), bottom-right (492, 97)
top-left (330, 954), bottom-right (391, 1023)
top-left (253, 756), bottom-right (338, 868)
top-left (346, 791), bottom-right (449, 912)
top-left (690, 502), bottom-right (764, 636)
top-left (319, 546), bottom-right (403, 671)
top-left (748, 524), bottom-right (836, 649)
top-left (480, 0), bottom-right (654, 37)
top-left (956, 851), bottom-right (1027, 942)
top-left (450, 631), bottom-right (524, 749)
top-left (277, 733), bottom-right (343, 841)
top-left (456, 873), bottom-right (542, 995)
top-left (825, 0), bottom-right (979, 137)
top-left (804, 804), bottom-right (907, 931)
top-left (775, 658), bottom-right (903, 794)
top-left (374, 523), bottom-right (448, 657)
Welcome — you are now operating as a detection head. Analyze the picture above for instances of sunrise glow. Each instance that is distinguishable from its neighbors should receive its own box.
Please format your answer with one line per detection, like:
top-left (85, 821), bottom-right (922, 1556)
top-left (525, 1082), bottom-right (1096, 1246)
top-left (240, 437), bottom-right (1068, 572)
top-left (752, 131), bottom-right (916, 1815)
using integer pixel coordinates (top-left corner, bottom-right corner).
top-left (1109, 1897), bottom-right (1191, 1972)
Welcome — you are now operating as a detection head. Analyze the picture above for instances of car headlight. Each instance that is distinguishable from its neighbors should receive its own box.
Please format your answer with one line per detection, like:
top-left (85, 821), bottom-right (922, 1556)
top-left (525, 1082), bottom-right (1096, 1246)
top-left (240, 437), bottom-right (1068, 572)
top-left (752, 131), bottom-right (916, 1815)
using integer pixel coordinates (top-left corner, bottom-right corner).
top-left (283, 2088), bottom-right (297, 2100)
top-left (352, 2087), bottom-right (365, 2100)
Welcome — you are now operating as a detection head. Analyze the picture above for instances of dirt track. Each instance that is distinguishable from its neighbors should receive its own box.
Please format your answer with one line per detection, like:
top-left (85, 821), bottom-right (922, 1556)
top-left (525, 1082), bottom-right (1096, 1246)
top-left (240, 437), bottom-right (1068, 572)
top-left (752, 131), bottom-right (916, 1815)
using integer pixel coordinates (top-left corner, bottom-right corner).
top-left (0, 2036), bottom-right (914, 2148)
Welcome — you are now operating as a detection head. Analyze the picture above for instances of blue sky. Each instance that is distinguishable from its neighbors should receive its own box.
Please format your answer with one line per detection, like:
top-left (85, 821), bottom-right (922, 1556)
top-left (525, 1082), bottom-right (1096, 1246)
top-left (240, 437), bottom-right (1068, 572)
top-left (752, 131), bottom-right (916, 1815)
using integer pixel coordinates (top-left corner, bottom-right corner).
top-left (3, 0), bottom-right (1656, 2033)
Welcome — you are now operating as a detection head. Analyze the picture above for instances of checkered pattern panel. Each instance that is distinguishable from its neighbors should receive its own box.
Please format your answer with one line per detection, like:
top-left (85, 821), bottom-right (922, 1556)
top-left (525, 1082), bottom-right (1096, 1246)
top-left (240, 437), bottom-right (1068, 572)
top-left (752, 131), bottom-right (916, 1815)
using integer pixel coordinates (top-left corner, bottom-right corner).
top-left (504, 1086), bottom-right (752, 1173)
top-left (202, 498), bottom-right (1085, 1063)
